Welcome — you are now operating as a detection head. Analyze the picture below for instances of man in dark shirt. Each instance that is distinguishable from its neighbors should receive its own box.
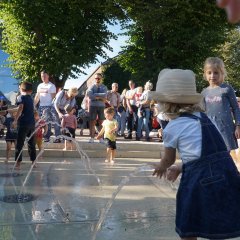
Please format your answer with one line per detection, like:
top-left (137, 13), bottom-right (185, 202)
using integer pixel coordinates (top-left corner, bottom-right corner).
top-left (13, 81), bottom-right (36, 169)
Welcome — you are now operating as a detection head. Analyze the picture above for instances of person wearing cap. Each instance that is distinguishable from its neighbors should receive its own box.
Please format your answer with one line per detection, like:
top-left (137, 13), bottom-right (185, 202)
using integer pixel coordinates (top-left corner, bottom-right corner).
top-left (52, 87), bottom-right (78, 143)
top-left (34, 70), bottom-right (56, 142)
top-left (150, 68), bottom-right (240, 240)
top-left (87, 73), bottom-right (108, 143)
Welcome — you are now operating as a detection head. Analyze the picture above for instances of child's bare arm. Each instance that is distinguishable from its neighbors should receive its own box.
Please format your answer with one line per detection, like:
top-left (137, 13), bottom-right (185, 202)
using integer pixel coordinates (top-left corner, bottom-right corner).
top-left (34, 93), bottom-right (40, 107)
top-left (96, 127), bottom-right (105, 140)
top-left (152, 147), bottom-right (176, 178)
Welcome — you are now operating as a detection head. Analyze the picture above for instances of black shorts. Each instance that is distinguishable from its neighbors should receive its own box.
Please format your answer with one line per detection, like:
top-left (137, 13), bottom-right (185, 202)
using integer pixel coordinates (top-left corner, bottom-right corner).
top-left (63, 127), bottom-right (75, 138)
top-left (105, 138), bottom-right (116, 150)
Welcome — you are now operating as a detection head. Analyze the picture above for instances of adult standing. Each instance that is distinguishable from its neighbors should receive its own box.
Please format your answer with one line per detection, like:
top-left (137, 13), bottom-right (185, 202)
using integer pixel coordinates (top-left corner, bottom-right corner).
top-left (136, 81), bottom-right (153, 141)
top-left (34, 70), bottom-right (56, 142)
top-left (87, 73), bottom-right (108, 143)
top-left (107, 82), bottom-right (121, 119)
top-left (117, 89), bottom-right (128, 137)
top-left (125, 80), bottom-right (137, 139)
top-left (53, 87), bottom-right (78, 143)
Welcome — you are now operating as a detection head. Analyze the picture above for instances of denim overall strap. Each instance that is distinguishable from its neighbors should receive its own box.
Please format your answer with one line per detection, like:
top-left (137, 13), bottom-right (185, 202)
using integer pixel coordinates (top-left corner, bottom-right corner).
top-left (176, 113), bottom-right (240, 239)
top-left (179, 112), bottom-right (227, 158)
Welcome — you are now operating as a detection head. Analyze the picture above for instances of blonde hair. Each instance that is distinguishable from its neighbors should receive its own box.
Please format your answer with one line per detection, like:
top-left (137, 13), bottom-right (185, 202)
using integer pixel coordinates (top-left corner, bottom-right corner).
top-left (145, 81), bottom-right (153, 91)
top-left (68, 87), bottom-right (78, 96)
top-left (203, 57), bottom-right (226, 82)
top-left (104, 107), bottom-right (115, 115)
top-left (158, 102), bottom-right (203, 119)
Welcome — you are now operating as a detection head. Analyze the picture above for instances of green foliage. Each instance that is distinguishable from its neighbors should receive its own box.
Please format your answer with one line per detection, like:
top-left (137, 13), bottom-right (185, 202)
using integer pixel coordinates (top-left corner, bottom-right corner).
top-left (0, 0), bottom-right (237, 93)
top-left (116, 0), bottom-right (234, 90)
top-left (219, 28), bottom-right (240, 95)
top-left (102, 60), bottom-right (131, 93)
top-left (0, 0), bottom-right (125, 87)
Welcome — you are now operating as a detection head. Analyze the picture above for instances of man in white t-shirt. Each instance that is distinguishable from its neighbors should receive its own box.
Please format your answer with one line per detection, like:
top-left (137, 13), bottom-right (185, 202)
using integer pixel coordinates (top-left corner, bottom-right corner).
top-left (34, 70), bottom-right (56, 142)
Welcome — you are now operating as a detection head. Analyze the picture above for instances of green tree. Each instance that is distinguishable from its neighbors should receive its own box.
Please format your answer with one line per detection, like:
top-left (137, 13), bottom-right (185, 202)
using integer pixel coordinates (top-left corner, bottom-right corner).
top-left (116, 0), bottom-right (234, 90)
top-left (220, 28), bottom-right (240, 95)
top-left (0, 0), bottom-right (125, 87)
top-left (102, 59), bottom-right (131, 93)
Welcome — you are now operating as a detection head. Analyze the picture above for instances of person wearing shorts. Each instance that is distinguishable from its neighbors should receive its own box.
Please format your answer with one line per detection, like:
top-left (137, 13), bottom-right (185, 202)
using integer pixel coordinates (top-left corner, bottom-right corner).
top-left (96, 107), bottom-right (118, 164)
top-left (87, 73), bottom-right (108, 143)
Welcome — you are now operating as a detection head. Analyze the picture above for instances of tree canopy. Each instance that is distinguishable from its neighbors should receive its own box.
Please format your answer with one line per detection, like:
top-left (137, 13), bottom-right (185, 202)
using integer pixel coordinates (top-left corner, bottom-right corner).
top-left (0, 0), bottom-right (125, 87)
top-left (0, 0), bottom-right (237, 92)
top-left (220, 28), bottom-right (240, 94)
top-left (115, 0), bottom-right (234, 90)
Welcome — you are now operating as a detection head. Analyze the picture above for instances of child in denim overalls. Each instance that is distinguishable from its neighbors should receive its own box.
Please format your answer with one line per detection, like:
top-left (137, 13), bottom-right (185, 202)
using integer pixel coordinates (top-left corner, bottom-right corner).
top-left (148, 68), bottom-right (240, 240)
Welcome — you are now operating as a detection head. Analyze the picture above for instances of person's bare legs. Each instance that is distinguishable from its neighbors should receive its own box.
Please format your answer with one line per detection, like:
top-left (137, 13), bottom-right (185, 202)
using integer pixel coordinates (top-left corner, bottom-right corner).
top-left (105, 148), bottom-right (111, 162)
top-left (110, 149), bottom-right (116, 163)
top-left (70, 141), bottom-right (76, 150)
top-left (5, 142), bottom-right (12, 163)
top-left (98, 119), bottom-right (103, 137)
top-left (63, 140), bottom-right (67, 151)
top-left (89, 120), bottom-right (96, 138)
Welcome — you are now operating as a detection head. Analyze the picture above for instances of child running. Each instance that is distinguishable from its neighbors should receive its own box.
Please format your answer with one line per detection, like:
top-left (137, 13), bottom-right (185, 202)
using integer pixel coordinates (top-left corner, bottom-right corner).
top-left (148, 68), bottom-right (240, 240)
top-left (61, 105), bottom-right (77, 151)
top-left (96, 107), bottom-right (118, 164)
top-left (201, 57), bottom-right (240, 155)
top-left (3, 111), bottom-right (18, 163)
top-left (34, 111), bottom-right (48, 157)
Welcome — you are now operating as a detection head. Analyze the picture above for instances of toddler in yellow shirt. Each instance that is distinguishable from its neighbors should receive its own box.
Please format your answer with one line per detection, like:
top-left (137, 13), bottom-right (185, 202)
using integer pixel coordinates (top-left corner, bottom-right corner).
top-left (96, 107), bottom-right (118, 163)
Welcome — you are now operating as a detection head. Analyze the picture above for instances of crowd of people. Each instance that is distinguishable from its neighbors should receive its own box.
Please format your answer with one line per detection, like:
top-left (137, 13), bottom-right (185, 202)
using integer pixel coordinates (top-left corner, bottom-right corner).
top-left (0, 70), bottom-right (162, 167)
top-left (0, 2), bottom-right (239, 239)
top-left (1, 54), bottom-right (240, 239)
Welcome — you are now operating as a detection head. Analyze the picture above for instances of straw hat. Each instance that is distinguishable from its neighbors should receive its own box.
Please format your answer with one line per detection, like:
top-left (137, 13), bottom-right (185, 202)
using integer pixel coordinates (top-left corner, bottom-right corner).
top-left (147, 69), bottom-right (202, 104)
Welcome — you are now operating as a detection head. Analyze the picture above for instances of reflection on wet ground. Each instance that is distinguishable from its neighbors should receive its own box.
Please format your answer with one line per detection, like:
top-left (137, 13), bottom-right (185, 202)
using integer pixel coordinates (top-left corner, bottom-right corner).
top-left (0, 156), bottom-right (238, 240)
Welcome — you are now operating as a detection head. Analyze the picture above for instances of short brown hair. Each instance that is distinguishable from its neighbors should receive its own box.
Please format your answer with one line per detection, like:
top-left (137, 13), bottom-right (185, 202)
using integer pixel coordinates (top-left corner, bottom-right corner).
top-left (20, 81), bottom-right (33, 92)
top-left (104, 107), bottom-right (115, 115)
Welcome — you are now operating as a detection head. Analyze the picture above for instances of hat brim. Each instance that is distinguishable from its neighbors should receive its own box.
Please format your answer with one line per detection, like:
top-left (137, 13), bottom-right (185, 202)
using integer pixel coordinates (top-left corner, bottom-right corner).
top-left (147, 92), bottom-right (203, 104)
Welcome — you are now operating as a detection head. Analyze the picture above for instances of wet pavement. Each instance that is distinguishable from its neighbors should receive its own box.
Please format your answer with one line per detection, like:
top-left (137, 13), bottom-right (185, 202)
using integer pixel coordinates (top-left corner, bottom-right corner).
top-left (0, 138), bottom-right (239, 240)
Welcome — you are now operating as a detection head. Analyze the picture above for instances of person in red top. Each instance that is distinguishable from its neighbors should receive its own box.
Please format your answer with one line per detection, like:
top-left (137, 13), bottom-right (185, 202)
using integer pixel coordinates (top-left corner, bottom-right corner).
top-left (61, 105), bottom-right (77, 151)
top-left (34, 111), bottom-right (48, 159)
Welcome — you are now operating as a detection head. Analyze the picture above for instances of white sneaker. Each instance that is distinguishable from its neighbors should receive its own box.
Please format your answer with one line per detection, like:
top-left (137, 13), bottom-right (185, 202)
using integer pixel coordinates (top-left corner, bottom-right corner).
top-left (99, 138), bottom-right (104, 144)
top-left (88, 138), bottom-right (94, 143)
